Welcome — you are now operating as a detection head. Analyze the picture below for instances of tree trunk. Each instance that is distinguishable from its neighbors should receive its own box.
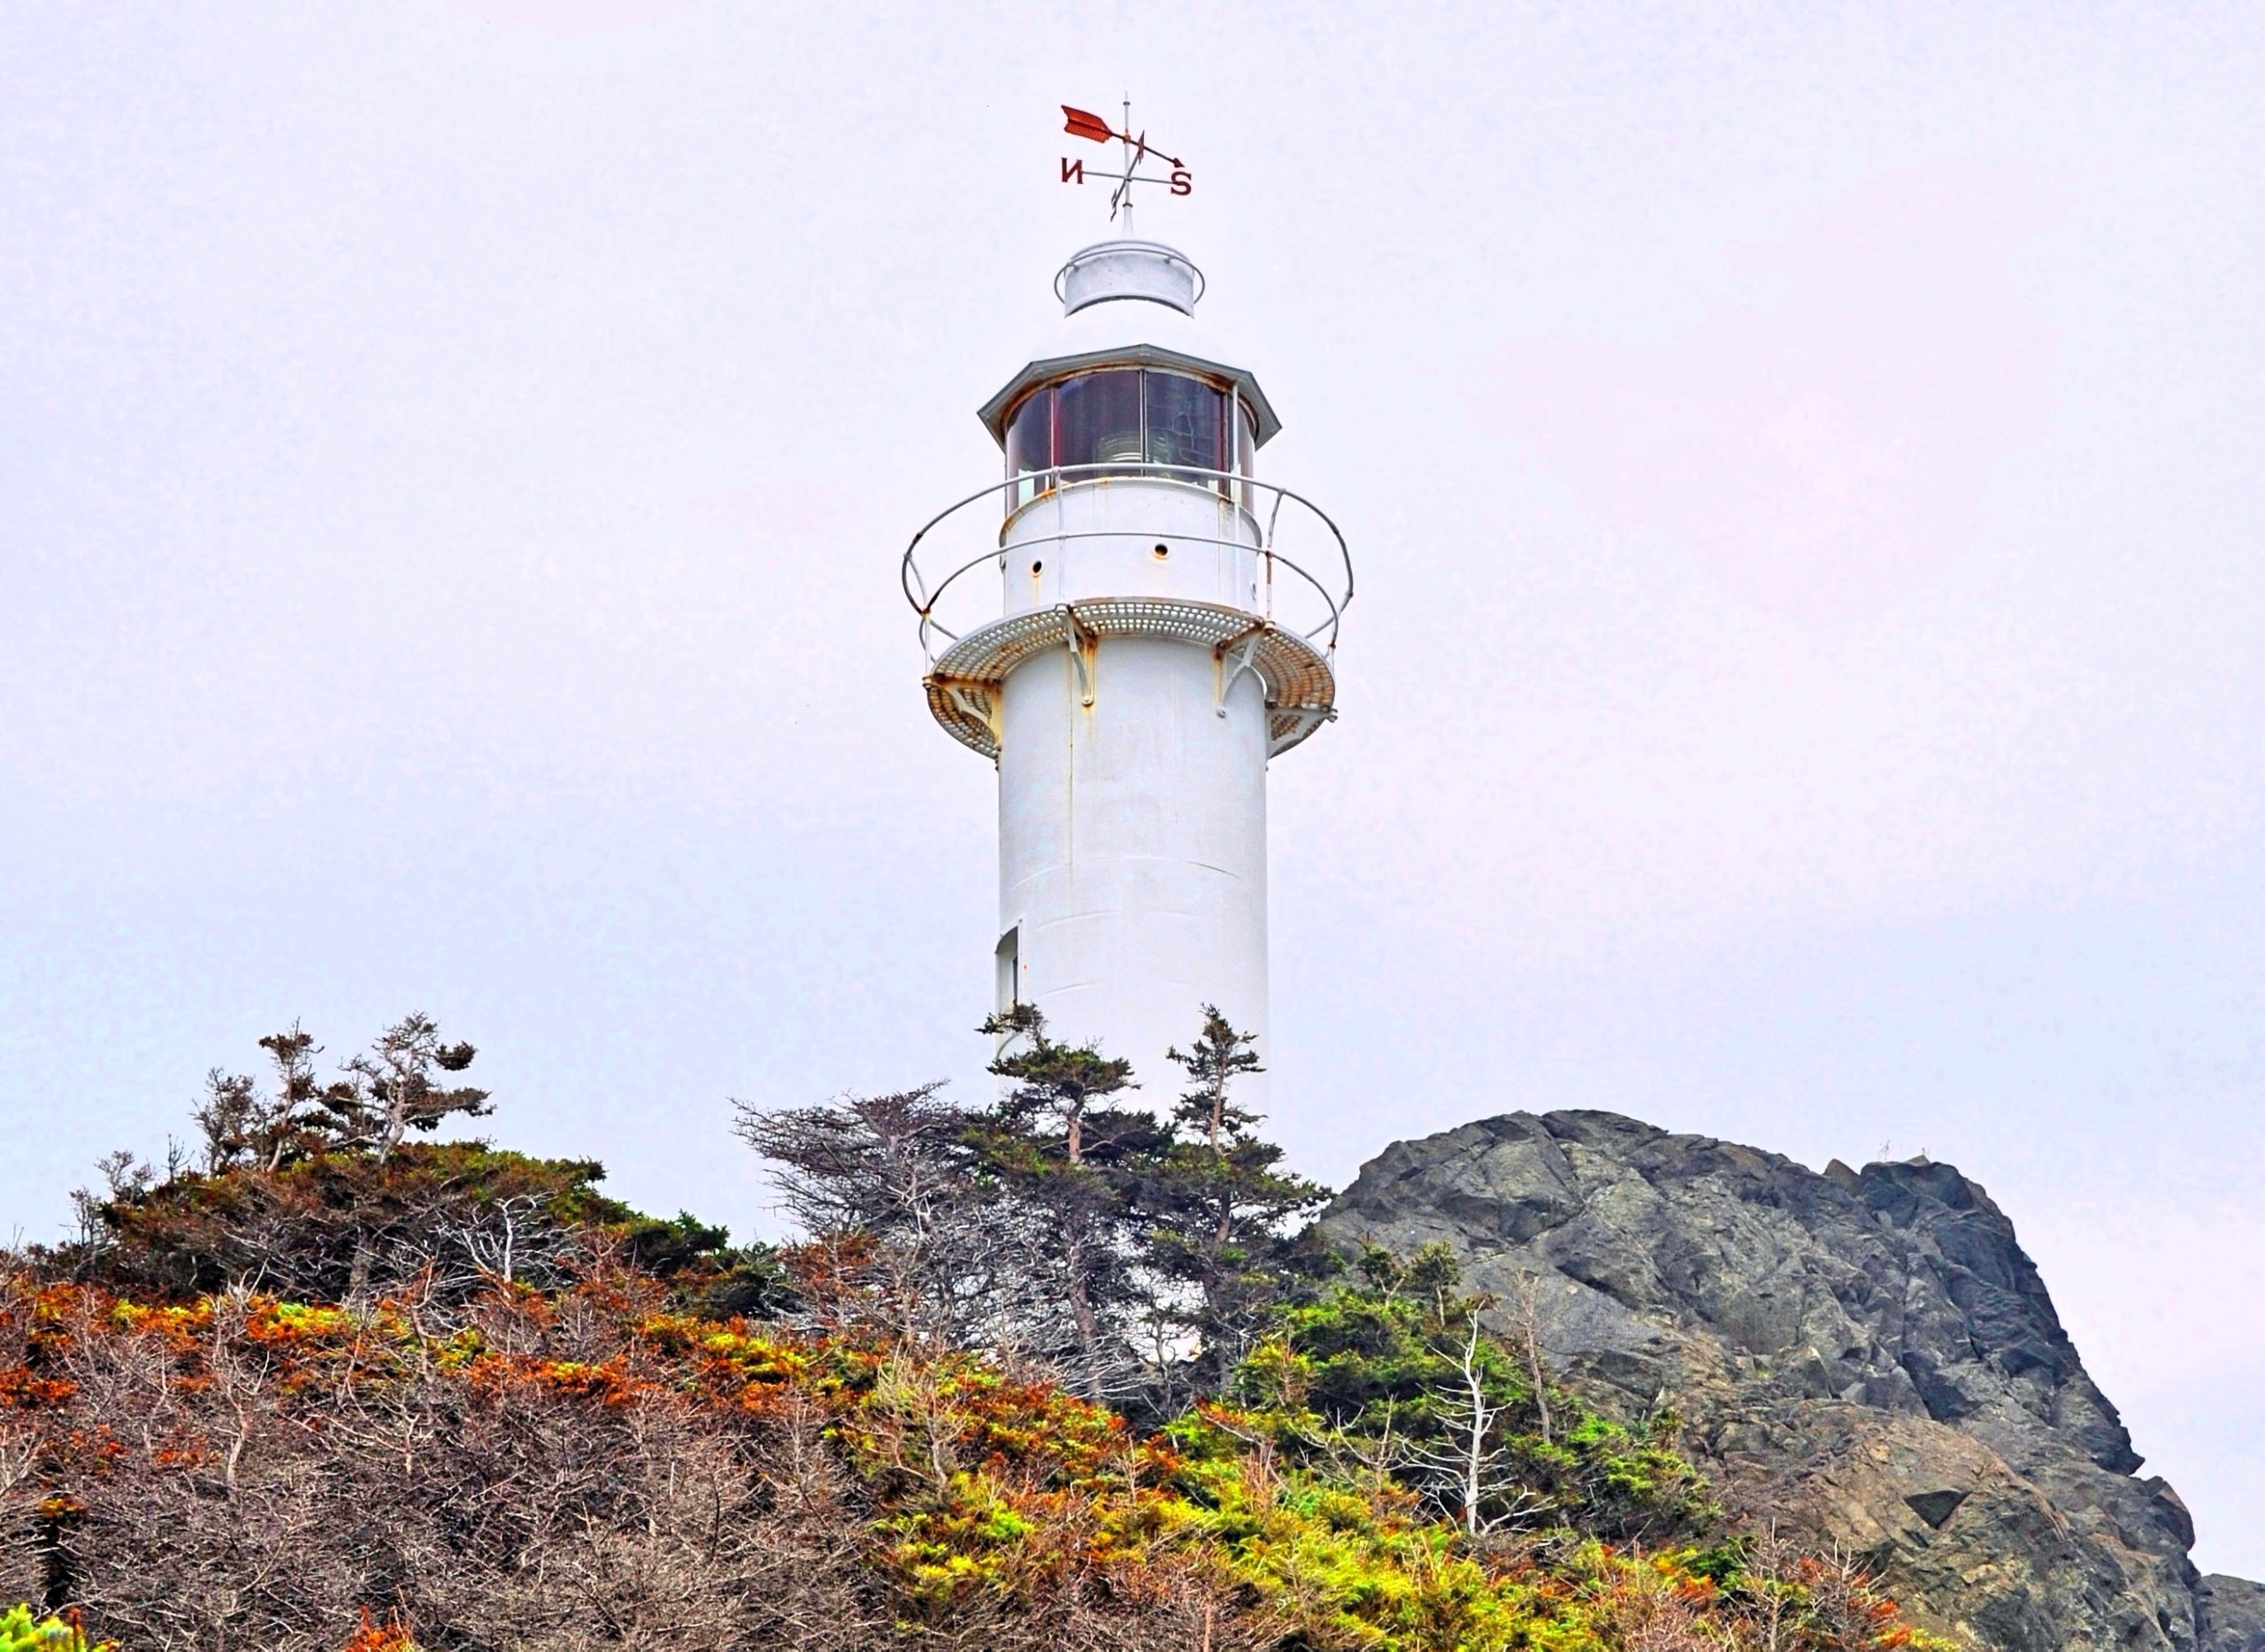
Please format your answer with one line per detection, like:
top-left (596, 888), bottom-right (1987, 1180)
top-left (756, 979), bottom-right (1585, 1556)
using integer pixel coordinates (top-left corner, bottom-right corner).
top-left (1063, 1225), bottom-right (1102, 1393)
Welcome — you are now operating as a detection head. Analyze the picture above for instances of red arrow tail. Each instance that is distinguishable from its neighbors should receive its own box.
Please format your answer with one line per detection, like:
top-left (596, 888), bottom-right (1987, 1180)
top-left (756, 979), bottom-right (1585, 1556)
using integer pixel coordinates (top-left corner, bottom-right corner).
top-left (1062, 105), bottom-right (1114, 144)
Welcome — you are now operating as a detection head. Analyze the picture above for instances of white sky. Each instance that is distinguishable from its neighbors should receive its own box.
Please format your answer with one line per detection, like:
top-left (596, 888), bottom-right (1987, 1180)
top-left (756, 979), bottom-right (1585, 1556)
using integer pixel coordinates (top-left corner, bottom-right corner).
top-left (4, 0), bottom-right (2261, 1577)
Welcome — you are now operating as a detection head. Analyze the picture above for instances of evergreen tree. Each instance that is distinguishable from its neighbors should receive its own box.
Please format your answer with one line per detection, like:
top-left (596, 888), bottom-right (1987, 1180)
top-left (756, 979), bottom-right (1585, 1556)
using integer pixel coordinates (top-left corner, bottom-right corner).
top-left (335, 1013), bottom-right (488, 1164)
top-left (1140, 1006), bottom-right (1329, 1390)
top-left (192, 1023), bottom-right (363, 1173)
top-left (738, 1006), bottom-right (1332, 1408)
top-left (188, 1016), bottom-right (486, 1173)
top-left (973, 1005), bottom-right (1166, 1395)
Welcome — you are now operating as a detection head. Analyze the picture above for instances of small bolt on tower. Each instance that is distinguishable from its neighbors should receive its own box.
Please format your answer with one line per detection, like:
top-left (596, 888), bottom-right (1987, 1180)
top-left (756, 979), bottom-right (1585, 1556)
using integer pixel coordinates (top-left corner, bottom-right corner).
top-left (901, 104), bottom-right (1353, 1107)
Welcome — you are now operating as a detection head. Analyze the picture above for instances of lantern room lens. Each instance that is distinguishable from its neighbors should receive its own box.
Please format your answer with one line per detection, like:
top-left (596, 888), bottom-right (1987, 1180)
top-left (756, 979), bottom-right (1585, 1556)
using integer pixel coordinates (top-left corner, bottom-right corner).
top-left (1144, 370), bottom-right (1225, 487)
top-left (1055, 369), bottom-right (1143, 476)
top-left (1003, 367), bottom-right (1253, 508)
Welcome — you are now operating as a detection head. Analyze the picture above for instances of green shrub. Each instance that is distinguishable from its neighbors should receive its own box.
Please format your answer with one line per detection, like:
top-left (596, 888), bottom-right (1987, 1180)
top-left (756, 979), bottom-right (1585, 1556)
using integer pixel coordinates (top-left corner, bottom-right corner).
top-left (1235, 1242), bottom-right (1717, 1541)
top-left (0, 1605), bottom-right (99, 1651)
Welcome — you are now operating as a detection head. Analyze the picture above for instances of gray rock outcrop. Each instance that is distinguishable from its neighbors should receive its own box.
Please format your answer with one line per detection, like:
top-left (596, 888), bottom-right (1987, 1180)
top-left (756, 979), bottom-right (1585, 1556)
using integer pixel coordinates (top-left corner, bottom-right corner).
top-left (1323, 1110), bottom-right (2243, 1650)
top-left (2202, 1575), bottom-right (2265, 1650)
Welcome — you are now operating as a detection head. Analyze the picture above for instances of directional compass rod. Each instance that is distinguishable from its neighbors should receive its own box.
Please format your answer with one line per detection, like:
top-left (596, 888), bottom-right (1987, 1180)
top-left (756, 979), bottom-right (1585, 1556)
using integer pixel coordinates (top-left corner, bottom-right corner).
top-left (1059, 101), bottom-right (1193, 221)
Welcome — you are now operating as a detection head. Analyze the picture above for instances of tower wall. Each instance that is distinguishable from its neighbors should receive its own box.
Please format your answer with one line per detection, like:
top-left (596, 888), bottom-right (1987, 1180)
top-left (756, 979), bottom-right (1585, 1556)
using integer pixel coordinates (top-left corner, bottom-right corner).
top-left (1000, 477), bottom-right (1262, 615)
top-left (995, 631), bottom-right (1271, 1111)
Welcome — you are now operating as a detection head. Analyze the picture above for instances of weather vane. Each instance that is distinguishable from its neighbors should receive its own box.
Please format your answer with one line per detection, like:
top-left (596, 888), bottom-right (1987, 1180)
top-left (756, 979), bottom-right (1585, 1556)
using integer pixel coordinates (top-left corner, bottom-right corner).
top-left (1059, 101), bottom-right (1192, 231)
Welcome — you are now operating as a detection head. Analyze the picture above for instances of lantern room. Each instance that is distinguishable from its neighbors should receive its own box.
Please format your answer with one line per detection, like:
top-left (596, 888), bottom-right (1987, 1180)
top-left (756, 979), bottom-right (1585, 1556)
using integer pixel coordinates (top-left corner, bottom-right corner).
top-left (975, 239), bottom-right (1284, 510)
top-left (981, 351), bottom-right (1279, 509)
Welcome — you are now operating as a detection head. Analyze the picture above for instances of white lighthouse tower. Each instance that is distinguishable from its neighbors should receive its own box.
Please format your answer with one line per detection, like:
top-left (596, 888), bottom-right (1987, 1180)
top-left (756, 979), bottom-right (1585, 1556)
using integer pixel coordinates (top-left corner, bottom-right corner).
top-left (902, 110), bottom-right (1351, 1105)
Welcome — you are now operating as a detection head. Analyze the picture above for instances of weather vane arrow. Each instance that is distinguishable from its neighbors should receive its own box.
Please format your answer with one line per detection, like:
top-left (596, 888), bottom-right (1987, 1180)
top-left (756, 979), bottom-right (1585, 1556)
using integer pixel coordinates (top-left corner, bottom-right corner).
top-left (1058, 100), bottom-right (1191, 227)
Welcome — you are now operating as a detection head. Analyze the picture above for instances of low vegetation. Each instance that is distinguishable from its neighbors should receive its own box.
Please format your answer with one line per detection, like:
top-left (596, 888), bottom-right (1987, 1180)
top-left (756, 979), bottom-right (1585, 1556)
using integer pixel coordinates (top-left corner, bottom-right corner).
top-left (0, 1012), bottom-right (1956, 1648)
top-left (0, 1604), bottom-right (101, 1650)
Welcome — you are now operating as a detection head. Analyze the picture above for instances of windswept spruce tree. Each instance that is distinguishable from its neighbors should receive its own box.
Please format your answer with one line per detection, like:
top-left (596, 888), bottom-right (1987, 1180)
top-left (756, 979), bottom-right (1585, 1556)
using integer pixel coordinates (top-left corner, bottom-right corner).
top-left (971, 1003), bottom-right (1165, 1395)
top-left (738, 1005), bottom-right (1325, 1406)
top-left (189, 1016), bottom-right (488, 1177)
top-left (1142, 1008), bottom-right (1329, 1395)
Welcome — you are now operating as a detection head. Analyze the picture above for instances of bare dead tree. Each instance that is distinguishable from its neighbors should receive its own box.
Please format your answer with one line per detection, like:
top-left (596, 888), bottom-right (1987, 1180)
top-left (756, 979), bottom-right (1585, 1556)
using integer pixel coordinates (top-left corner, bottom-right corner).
top-left (1286, 1405), bottom-right (1409, 1503)
top-left (1738, 1523), bottom-right (1800, 1652)
top-left (1605, 1579), bottom-right (1720, 1652)
top-left (1504, 1268), bottom-right (1553, 1445)
top-left (438, 1193), bottom-right (576, 1292)
top-left (733, 1087), bottom-right (1073, 1361)
top-left (1403, 1314), bottom-right (1547, 1538)
top-left (735, 1088), bottom-right (971, 1254)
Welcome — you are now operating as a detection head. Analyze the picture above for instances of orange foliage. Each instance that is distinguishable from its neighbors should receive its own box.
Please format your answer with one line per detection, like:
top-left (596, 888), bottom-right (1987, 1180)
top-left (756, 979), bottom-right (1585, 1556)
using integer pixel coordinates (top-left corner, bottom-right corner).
top-left (0, 1365), bottom-right (74, 1408)
top-left (339, 1609), bottom-right (418, 1651)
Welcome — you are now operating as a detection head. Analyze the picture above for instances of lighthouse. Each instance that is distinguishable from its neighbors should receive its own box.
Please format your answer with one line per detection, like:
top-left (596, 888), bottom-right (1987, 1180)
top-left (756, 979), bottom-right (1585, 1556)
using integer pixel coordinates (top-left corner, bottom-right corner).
top-left (902, 109), bottom-right (1351, 1107)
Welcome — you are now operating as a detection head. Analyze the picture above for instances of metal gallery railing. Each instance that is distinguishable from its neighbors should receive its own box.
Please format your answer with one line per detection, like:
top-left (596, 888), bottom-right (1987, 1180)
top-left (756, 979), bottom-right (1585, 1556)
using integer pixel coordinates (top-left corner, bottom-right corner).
top-left (900, 461), bottom-right (1354, 670)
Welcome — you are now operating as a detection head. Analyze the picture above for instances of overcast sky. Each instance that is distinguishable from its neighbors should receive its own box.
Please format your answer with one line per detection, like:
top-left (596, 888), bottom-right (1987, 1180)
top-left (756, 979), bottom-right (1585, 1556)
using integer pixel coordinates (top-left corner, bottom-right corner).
top-left (4, 0), bottom-right (2261, 1577)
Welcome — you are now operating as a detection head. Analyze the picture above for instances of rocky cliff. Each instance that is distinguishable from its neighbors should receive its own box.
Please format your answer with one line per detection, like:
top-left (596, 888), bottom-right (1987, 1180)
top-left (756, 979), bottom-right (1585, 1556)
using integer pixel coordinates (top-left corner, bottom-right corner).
top-left (1322, 1110), bottom-right (2259, 1651)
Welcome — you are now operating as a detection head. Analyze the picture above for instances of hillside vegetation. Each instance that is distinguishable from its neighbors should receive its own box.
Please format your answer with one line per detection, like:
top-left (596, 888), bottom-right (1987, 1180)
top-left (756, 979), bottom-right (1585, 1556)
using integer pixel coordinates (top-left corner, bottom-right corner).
top-left (1, 1014), bottom-right (1953, 1650)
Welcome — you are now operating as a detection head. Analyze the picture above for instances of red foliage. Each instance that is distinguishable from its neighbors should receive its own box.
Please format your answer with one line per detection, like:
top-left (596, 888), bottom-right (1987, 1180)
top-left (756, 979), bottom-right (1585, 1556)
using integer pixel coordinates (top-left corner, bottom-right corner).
top-left (0, 1364), bottom-right (74, 1407)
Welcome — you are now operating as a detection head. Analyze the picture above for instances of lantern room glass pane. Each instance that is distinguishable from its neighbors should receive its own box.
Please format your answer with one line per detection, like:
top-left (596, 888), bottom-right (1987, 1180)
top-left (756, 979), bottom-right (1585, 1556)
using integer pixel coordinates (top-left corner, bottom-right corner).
top-left (1054, 369), bottom-right (1143, 476)
top-left (1143, 370), bottom-right (1226, 487)
top-left (1004, 388), bottom-right (1051, 509)
top-left (1235, 399), bottom-right (1257, 508)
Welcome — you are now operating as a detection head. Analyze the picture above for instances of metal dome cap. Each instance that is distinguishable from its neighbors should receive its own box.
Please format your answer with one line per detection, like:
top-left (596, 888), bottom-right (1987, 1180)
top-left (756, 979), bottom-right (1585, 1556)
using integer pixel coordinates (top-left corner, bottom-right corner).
top-left (1055, 239), bottom-right (1205, 316)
